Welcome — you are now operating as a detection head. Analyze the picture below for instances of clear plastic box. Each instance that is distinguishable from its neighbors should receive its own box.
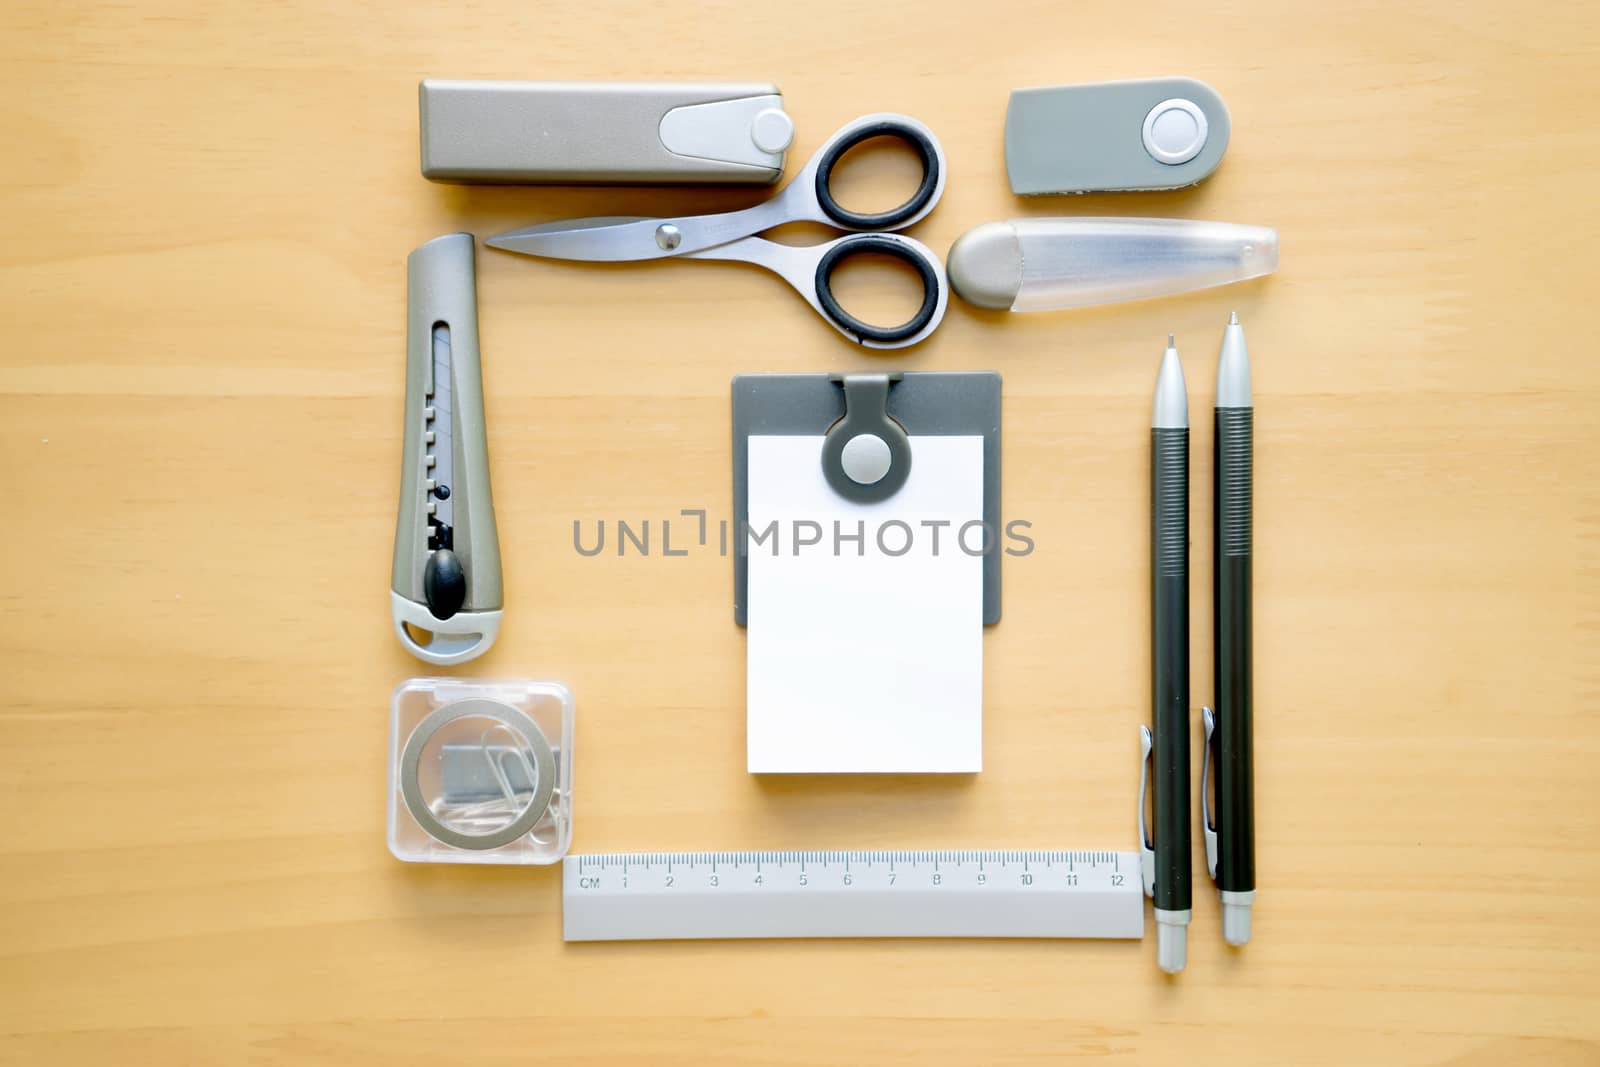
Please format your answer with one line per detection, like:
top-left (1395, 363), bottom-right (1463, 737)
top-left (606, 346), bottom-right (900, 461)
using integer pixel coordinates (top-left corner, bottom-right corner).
top-left (388, 677), bottom-right (574, 865)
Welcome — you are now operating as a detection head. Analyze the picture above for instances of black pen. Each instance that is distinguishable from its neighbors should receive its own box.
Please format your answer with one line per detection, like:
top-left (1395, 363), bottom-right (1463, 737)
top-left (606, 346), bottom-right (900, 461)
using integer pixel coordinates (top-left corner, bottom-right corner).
top-left (1203, 312), bottom-right (1256, 945)
top-left (1140, 334), bottom-right (1191, 974)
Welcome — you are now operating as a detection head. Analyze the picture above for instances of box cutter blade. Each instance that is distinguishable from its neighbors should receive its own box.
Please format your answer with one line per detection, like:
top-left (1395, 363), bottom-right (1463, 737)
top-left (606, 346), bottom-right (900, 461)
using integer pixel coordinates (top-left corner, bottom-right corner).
top-left (391, 233), bottom-right (503, 665)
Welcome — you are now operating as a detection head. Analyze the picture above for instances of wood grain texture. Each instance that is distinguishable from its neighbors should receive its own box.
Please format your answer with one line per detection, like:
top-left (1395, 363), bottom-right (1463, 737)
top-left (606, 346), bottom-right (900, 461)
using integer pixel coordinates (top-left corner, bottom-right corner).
top-left (3, 0), bottom-right (1598, 1063)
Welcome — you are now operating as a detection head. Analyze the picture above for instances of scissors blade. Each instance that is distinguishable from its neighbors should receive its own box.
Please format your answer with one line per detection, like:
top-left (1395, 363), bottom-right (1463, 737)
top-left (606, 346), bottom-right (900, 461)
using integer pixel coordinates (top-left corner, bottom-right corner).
top-left (486, 216), bottom-right (682, 262)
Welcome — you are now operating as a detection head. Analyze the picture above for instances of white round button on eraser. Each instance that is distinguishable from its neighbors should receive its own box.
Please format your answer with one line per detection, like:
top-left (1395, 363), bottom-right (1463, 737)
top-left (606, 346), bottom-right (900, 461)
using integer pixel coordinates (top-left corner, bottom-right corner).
top-left (840, 433), bottom-right (892, 485)
top-left (750, 108), bottom-right (795, 155)
top-left (1142, 98), bottom-right (1208, 166)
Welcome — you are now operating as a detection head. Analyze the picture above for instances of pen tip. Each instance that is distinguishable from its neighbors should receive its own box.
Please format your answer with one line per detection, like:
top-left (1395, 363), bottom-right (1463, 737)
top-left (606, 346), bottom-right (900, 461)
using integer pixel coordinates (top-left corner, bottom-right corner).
top-left (1167, 333), bottom-right (1175, 348)
top-left (1229, 310), bottom-right (1239, 325)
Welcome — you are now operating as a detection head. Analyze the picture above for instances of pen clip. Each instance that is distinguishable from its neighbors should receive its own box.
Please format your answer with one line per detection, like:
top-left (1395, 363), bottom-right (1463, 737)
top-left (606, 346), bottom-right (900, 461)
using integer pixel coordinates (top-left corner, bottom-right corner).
top-left (1138, 725), bottom-right (1155, 899)
top-left (1201, 706), bottom-right (1218, 882)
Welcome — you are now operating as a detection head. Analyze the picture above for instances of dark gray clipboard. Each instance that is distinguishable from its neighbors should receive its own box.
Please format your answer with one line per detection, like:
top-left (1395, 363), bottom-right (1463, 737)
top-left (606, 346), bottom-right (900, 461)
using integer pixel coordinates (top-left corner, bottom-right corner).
top-left (733, 371), bottom-right (1002, 626)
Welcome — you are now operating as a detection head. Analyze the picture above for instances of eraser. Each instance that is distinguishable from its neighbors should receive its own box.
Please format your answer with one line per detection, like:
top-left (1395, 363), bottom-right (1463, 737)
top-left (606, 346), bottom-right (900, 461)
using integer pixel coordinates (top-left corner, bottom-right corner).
top-left (1005, 77), bottom-right (1230, 195)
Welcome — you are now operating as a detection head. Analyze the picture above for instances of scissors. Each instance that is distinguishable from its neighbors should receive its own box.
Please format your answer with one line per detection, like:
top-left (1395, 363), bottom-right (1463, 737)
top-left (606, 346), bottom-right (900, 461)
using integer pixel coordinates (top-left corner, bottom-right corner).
top-left (485, 114), bottom-right (949, 350)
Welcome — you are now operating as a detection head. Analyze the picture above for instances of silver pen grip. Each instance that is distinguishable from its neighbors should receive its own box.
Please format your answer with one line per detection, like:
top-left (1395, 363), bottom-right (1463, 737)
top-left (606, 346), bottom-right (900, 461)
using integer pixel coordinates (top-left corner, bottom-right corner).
top-left (1216, 409), bottom-right (1252, 559)
top-left (1152, 428), bottom-right (1188, 577)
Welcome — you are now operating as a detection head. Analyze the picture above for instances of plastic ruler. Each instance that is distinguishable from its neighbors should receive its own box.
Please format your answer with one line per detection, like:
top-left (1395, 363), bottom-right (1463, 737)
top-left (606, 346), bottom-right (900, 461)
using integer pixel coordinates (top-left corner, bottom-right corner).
top-left (563, 849), bottom-right (1144, 941)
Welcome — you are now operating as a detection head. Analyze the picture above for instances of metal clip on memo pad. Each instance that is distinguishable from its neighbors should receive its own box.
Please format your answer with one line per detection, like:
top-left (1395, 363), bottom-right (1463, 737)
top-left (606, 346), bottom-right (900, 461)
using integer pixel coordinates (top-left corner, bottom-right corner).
top-left (391, 234), bottom-right (503, 665)
top-left (388, 678), bottom-right (575, 865)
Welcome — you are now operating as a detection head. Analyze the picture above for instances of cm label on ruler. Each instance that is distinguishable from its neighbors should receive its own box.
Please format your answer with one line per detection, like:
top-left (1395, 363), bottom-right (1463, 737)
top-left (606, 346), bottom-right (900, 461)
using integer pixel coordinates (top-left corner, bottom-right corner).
top-left (563, 850), bottom-right (1145, 942)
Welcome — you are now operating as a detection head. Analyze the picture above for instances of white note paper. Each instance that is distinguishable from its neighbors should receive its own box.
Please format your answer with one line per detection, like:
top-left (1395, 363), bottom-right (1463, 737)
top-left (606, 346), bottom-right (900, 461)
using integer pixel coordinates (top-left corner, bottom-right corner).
top-left (746, 435), bottom-right (984, 773)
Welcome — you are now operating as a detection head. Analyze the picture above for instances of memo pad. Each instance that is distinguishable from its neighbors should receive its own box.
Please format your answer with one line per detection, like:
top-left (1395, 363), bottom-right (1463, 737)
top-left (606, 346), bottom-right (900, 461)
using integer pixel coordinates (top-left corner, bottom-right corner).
top-left (732, 373), bottom-right (1002, 773)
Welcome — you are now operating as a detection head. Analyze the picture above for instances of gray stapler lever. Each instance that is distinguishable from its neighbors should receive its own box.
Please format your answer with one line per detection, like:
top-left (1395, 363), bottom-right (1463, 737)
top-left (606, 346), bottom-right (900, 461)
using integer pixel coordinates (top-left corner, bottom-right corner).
top-left (391, 233), bottom-right (502, 665)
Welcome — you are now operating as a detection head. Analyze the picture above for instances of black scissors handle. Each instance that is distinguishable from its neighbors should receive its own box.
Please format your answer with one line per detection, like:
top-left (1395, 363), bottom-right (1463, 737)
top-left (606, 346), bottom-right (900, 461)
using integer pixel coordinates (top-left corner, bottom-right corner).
top-left (813, 234), bottom-right (944, 345)
top-left (812, 118), bottom-right (944, 231)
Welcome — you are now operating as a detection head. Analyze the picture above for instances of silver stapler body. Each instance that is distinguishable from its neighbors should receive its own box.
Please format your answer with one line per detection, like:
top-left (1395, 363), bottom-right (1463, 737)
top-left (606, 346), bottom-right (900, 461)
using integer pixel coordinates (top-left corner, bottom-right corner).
top-left (420, 79), bottom-right (794, 185)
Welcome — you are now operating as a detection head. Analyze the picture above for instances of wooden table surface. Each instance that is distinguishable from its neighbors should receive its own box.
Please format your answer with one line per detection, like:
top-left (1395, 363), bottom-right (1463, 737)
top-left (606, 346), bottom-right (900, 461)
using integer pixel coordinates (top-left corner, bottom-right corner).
top-left (4, 1), bottom-right (1598, 1063)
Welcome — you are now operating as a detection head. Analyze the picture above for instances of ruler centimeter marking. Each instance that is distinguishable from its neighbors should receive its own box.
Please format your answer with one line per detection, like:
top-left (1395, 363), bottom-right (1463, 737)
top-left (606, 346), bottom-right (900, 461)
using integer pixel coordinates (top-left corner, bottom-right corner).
top-left (562, 849), bottom-right (1143, 942)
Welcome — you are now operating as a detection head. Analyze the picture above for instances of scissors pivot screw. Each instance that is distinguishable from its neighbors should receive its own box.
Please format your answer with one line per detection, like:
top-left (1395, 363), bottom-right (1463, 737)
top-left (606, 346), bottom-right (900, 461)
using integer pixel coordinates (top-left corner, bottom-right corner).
top-left (654, 223), bottom-right (682, 251)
